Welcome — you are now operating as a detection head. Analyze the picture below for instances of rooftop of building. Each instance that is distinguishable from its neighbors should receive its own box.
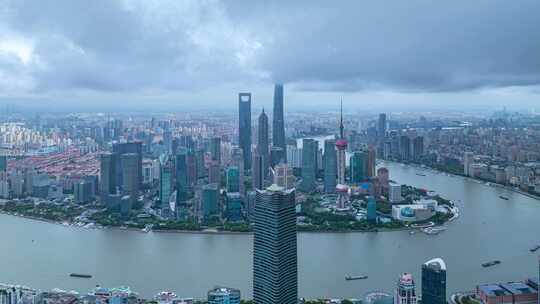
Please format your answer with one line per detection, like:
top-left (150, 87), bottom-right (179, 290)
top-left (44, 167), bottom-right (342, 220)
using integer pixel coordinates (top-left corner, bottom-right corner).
top-left (478, 284), bottom-right (512, 296)
top-left (424, 258), bottom-right (447, 271)
top-left (499, 282), bottom-right (537, 295)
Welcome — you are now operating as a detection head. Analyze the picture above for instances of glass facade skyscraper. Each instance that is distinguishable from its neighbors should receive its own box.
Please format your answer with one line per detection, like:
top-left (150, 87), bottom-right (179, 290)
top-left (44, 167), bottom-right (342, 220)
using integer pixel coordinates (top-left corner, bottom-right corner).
top-left (238, 93), bottom-right (252, 171)
top-left (159, 157), bottom-right (173, 210)
top-left (226, 166), bottom-right (240, 193)
top-left (350, 151), bottom-right (368, 184)
top-left (175, 149), bottom-right (190, 204)
top-left (253, 184), bottom-right (297, 304)
top-left (300, 139), bottom-right (317, 192)
top-left (323, 139), bottom-right (337, 193)
top-left (202, 183), bottom-right (219, 219)
top-left (422, 258), bottom-right (447, 304)
top-left (272, 84), bottom-right (286, 160)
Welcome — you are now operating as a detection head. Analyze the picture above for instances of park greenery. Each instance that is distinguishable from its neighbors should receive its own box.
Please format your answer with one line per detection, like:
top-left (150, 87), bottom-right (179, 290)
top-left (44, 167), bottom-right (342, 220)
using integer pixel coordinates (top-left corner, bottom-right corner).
top-left (0, 183), bottom-right (454, 233)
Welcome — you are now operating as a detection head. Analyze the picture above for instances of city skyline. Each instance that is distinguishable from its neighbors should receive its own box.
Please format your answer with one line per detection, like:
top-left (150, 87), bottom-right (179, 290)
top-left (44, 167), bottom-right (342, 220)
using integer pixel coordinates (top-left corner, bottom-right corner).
top-left (0, 1), bottom-right (539, 304)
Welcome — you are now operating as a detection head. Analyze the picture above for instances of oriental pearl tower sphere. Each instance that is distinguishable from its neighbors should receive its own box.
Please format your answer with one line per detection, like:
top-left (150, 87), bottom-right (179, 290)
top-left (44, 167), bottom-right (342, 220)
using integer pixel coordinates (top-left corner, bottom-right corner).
top-left (336, 100), bottom-right (349, 210)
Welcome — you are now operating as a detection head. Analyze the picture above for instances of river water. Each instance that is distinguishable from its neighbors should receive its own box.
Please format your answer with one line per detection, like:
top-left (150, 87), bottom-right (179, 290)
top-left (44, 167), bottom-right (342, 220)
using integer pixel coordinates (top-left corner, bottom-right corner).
top-left (0, 161), bottom-right (539, 299)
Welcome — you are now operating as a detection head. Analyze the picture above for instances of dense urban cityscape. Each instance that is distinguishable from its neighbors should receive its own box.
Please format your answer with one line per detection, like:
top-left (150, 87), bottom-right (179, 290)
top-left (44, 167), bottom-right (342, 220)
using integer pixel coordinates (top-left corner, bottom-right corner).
top-left (0, 84), bottom-right (539, 304)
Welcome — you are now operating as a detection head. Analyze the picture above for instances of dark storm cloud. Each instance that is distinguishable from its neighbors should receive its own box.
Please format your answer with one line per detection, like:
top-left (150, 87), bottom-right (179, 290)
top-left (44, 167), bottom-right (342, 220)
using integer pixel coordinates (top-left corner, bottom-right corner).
top-left (231, 0), bottom-right (540, 92)
top-left (0, 0), bottom-right (539, 95)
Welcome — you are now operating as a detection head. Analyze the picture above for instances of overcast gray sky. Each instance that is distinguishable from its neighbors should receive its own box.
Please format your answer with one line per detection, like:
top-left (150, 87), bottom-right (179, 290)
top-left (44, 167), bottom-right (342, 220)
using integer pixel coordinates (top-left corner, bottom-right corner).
top-left (0, 0), bottom-right (539, 111)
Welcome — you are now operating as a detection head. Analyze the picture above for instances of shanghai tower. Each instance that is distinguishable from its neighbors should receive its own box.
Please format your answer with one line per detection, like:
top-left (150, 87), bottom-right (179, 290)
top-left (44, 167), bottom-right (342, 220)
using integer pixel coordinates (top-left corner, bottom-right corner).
top-left (239, 93), bottom-right (252, 170)
top-left (272, 84), bottom-right (286, 161)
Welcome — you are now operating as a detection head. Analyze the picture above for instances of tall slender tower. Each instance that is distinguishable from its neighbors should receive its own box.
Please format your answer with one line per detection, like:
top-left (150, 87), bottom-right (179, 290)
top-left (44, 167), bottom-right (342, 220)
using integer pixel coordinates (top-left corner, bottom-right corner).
top-left (239, 93), bottom-right (252, 171)
top-left (257, 109), bottom-right (270, 178)
top-left (253, 184), bottom-right (297, 304)
top-left (272, 84), bottom-right (286, 161)
top-left (335, 99), bottom-right (348, 209)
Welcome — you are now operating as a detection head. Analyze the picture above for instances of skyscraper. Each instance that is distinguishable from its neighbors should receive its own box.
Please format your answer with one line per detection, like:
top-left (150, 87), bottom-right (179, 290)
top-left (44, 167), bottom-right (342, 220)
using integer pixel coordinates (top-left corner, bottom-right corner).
top-left (350, 151), bottom-right (368, 184)
top-left (300, 139), bottom-right (317, 192)
top-left (399, 136), bottom-right (411, 161)
top-left (231, 146), bottom-right (245, 195)
top-left (238, 93), bottom-right (252, 170)
top-left (159, 157), bottom-right (173, 210)
top-left (0, 155), bottom-right (6, 172)
top-left (464, 152), bottom-right (474, 176)
top-left (367, 146), bottom-right (377, 178)
top-left (175, 149), bottom-right (190, 204)
top-left (253, 184), bottom-right (297, 304)
top-left (257, 109), bottom-right (270, 178)
top-left (378, 113), bottom-right (387, 139)
top-left (226, 166), bottom-right (240, 193)
top-left (202, 183), bottom-right (219, 219)
top-left (422, 258), bottom-right (447, 304)
top-left (395, 273), bottom-right (417, 304)
top-left (121, 153), bottom-right (140, 204)
top-left (273, 163), bottom-right (296, 190)
top-left (366, 196), bottom-right (377, 222)
top-left (272, 84), bottom-right (286, 159)
top-left (323, 139), bottom-right (337, 193)
top-left (210, 136), bottom-right (221, 166)
top-left (252, 153), bottom-right (264, 190)
top-left (412, 136), bottom-right (424, 161)
top-left (270, 146), bottom-right (285, 168)
top-left (113, 142), bottom-right (143, 186)
top-left (100, 152), bottom-right (118, 200)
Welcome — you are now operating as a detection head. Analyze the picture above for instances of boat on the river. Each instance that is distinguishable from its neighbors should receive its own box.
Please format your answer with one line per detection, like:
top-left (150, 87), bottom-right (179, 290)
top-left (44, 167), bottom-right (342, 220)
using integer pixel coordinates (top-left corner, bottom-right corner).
top-left (499, 196), bottom-right (509, 200)
top-left (530, 245), bottom-right (540, 253)
top-left (346, 275), bottom-right (368, 281)
top-left (416, 173), bottom-right (426, 177)
top-left (69, 273), bottom-right (92, 279)
top-left (422, 226), bottom-right (446, 235)
top-left (481, 260), bottom-right (501, 268)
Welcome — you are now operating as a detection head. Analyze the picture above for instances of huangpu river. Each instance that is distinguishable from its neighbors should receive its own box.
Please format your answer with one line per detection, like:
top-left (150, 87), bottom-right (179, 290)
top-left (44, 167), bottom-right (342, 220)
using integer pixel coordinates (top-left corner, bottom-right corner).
top-left (1, 161), bottom-right (539, 299)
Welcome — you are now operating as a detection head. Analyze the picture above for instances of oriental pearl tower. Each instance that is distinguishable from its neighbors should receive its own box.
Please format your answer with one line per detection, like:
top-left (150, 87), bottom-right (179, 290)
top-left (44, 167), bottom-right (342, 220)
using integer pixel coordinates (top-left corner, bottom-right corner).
top-left (335, 99), bottom-right (349, 209)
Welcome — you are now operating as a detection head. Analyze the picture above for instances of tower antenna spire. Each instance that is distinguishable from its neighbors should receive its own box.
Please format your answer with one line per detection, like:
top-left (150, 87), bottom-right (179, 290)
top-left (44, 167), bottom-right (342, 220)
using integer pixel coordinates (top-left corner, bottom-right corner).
top-left (339, 97), bottom-right (344, 139)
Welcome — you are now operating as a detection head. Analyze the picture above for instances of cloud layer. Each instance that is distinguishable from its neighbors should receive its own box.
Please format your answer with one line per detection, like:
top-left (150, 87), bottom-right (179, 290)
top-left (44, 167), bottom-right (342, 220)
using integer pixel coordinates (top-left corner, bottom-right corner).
top-left (0, 0), bottom-right (539, 97)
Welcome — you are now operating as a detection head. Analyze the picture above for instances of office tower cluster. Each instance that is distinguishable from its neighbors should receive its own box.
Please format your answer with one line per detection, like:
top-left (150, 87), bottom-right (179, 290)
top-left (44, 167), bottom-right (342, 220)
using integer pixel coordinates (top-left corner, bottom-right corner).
top-left (97, 83), bottom-right (293, 224)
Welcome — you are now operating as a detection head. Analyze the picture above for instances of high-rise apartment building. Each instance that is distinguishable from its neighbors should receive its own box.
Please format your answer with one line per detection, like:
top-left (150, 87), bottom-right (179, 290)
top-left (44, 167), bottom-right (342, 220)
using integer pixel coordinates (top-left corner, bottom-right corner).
top-left (464, 152), bottom-right (475, 177)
